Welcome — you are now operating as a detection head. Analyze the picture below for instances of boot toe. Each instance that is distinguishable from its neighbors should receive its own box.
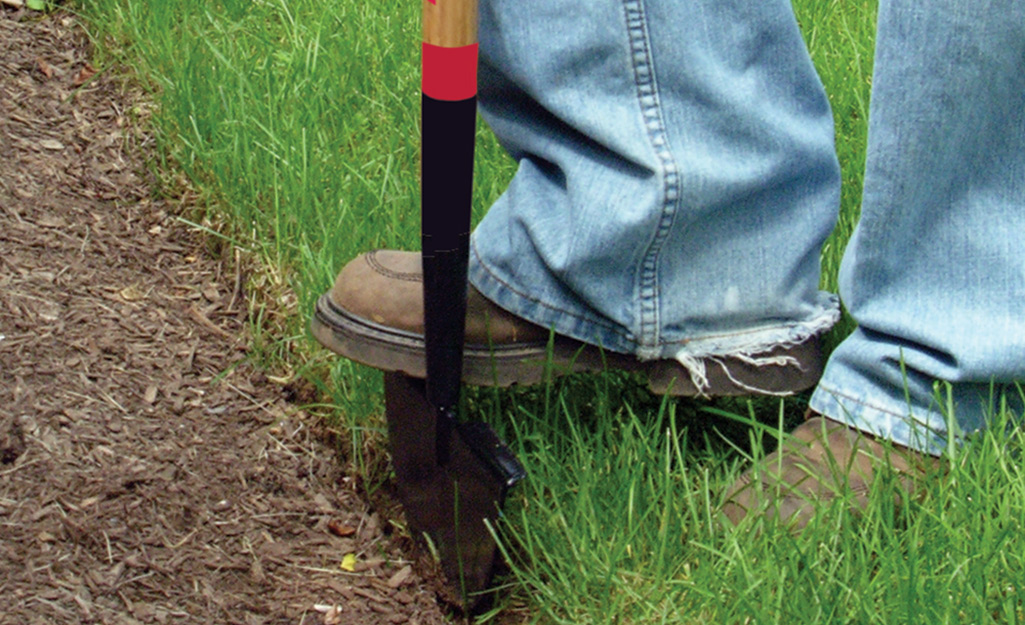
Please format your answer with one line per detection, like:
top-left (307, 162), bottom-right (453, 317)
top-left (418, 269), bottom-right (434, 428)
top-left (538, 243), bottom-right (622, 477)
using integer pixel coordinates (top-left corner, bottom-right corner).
top-left (329, 250), bottom-right (426, 334)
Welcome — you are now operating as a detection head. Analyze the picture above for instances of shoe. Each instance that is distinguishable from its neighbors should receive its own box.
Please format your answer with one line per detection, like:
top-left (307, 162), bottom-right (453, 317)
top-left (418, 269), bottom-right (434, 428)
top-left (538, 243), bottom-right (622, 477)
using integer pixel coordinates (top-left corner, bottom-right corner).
top-left (721, 416), bottom-right (939, 530)
top-left (310, 250), bottom-right (827, 396)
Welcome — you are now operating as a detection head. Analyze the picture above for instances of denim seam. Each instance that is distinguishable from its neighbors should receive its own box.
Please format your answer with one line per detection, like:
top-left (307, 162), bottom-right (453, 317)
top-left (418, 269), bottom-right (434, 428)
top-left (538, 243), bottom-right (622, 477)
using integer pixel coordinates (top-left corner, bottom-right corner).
top-left (814, 383), bottom-right (912, 421)
top-left (622, 0), bottom-right (683, 361)
top-left (659, 322), bottom-right (823, 346)
top-left (470, 238), bottom-right (634, 344)
top-left (812, 383), bottom-right (947, 456)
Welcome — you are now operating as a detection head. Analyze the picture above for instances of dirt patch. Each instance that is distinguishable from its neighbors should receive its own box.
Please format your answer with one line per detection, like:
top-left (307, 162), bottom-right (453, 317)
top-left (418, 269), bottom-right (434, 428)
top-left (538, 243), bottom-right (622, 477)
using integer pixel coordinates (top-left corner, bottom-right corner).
top-left (0, 8), bottom-right (452, 624)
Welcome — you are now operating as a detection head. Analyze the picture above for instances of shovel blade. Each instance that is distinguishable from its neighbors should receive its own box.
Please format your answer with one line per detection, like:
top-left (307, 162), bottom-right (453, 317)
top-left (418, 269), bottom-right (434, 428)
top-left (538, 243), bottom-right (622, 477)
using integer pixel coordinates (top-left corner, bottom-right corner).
top-left (384, 372), bottom-right (524, 606)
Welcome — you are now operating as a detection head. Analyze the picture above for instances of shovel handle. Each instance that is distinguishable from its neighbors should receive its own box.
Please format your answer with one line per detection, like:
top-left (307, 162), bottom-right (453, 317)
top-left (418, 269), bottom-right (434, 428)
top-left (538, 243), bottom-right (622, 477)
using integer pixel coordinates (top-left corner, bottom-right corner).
top-left (423, 0), bottom-right (477, 47)
top-left (421, 0), bottom-right (479, 103)
top-left (420, 0), bottom-right (479, 462)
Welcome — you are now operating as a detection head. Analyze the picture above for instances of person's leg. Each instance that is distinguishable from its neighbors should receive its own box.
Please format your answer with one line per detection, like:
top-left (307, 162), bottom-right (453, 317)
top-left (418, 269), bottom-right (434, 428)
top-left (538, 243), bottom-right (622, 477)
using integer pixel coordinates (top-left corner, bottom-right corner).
top-left (810, 0), bottom-right (1025, 455)
top-left (470, 0), bottom-right (840, 370)
top-left (314, 0), bottom-right (843, 395)
top-left (724, 0), bottom-right (1025, 528)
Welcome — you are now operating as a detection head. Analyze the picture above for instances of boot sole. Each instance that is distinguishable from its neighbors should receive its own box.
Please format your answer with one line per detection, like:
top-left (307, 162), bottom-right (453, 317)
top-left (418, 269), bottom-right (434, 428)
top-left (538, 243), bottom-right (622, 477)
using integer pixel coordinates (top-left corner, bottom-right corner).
top-left (312, 294), bottom-right (824, 397)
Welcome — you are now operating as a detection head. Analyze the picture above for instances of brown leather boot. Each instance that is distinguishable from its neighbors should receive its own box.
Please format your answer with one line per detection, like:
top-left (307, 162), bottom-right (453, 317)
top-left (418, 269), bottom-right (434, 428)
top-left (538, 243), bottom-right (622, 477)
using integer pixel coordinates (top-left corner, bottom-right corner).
top-left (311, 250), bottom-right (828, 395)
top-left (721, 416), bottom-right (940, 530)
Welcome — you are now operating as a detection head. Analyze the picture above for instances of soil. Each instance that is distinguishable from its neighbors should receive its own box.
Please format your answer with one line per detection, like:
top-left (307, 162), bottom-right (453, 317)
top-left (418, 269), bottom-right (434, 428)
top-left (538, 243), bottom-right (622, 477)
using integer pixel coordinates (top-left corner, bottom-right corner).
top-left (0, 8), bottom-right (454, 624)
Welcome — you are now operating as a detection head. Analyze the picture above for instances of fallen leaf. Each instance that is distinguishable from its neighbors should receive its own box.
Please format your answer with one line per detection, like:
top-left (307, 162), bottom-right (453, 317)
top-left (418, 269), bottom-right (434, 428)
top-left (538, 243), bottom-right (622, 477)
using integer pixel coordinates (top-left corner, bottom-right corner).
top-left (327, 519), bottom-right (356, 538)
top-left (36, 57), bottom-right (53, 78)
top-left (339, 553), bottom-right (357, 572)
top-left (39, 139), bottom-right (64, 151)
top-left (73, 63), bottom-right (97, 87)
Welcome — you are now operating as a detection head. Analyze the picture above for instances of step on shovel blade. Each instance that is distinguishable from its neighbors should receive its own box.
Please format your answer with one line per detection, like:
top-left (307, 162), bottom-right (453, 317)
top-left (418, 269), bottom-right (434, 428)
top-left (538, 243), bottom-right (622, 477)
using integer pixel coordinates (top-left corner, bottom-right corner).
top-left (385, 0), bottom-right (526, 610)
top-left (384, 372), bottom-right (525, 607)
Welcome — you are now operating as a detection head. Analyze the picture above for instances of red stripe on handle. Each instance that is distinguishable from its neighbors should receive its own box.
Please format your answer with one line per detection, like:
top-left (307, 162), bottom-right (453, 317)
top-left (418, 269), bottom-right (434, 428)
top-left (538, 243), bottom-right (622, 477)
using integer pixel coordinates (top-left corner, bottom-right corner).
top-left (422, 42), bottom-right (479, 101)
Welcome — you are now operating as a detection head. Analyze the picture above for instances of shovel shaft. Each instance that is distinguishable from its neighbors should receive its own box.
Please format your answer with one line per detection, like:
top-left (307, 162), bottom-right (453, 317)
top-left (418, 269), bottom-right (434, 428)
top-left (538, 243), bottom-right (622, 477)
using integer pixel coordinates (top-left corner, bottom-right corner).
top-left (421, 0), bottom-right (479, 454)
top-left (376, 1), bottom-right (523, 607)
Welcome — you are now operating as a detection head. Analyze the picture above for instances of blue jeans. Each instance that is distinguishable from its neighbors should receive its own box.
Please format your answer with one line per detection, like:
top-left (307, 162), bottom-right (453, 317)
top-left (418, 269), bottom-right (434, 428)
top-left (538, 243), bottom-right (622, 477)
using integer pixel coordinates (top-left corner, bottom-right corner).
top-left (468, 0), bottom-right (1025, 455)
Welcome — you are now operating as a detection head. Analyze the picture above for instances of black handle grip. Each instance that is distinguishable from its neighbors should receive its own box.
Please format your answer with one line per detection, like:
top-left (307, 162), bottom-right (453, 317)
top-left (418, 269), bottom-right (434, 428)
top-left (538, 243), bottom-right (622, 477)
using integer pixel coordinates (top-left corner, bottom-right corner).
top-left (422, 93), bottom-right (477, 463)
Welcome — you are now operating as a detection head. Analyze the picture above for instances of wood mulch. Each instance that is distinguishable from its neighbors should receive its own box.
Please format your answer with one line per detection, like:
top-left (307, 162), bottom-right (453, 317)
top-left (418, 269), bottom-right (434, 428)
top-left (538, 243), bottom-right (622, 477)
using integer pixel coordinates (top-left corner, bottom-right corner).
top-left (0, 7), bottom-right (453, 624)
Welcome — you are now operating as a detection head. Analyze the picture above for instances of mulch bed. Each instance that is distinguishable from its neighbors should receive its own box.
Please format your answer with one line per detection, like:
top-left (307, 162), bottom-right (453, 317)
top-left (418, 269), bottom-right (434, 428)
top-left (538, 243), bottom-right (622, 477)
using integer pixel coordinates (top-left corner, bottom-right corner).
top-left (0, 8), bottom-right (453, 624)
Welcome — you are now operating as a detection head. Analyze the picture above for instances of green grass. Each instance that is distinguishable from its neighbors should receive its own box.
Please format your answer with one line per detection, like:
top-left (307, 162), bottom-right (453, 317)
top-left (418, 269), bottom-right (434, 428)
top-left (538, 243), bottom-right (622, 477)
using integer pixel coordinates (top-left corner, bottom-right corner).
top-left (484, 382), bottom-right (1025, 624)
top-left (72, 1), bottom-right (1025, 623)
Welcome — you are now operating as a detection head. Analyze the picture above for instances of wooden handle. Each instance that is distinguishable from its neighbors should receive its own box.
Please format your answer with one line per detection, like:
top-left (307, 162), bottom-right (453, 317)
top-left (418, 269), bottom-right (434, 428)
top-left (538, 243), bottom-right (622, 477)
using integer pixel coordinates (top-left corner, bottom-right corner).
top-left (423, 0), bottom-right (478, 47)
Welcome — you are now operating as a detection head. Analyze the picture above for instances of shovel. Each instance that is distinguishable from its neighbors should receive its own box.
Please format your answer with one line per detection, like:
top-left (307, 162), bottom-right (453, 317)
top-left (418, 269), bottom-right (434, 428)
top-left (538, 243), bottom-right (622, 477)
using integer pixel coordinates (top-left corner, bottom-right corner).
top-left (383, 0), bottom-right (525, 608)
